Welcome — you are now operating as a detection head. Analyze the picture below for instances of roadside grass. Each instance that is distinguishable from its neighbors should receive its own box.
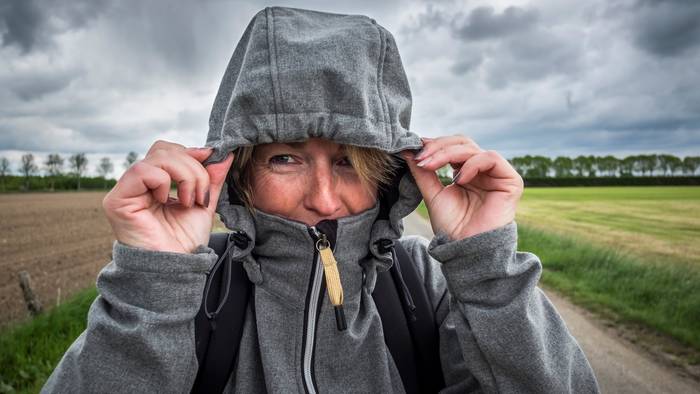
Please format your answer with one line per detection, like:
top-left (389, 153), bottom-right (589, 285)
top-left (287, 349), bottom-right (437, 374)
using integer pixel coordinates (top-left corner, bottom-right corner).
top-left (518, 225), bottom-right (700, 356)
top-left (414, 199), bottom-right (700, 357)
top-left (0, 287), bottom-right (97, 393)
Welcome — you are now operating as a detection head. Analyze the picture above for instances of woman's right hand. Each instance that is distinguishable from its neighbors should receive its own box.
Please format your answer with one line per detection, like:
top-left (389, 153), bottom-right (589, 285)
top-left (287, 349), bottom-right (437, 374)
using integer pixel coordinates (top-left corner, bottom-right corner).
top-left (102, 140), bottom-right (234, 254)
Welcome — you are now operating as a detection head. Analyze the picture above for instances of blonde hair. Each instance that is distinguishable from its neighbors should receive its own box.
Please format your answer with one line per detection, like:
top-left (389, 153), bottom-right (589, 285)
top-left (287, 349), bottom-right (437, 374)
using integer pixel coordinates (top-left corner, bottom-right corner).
top-left (229, 143), bottom-right (398, 213)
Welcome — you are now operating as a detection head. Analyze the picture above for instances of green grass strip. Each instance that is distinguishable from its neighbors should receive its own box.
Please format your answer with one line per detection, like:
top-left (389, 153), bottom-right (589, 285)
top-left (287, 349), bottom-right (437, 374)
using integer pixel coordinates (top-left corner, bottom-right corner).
top-left (518, 224), bottom-right (700, 353)
top-left (0, 287), bottom-right (97, 393)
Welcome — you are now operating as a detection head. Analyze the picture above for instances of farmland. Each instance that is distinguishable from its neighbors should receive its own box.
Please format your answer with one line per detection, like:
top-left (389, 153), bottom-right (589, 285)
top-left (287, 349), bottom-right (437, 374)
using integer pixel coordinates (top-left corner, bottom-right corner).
top-left (0, 192), bottom-right (114, 326)
top-left (516, 186), bottom-right (700, 267)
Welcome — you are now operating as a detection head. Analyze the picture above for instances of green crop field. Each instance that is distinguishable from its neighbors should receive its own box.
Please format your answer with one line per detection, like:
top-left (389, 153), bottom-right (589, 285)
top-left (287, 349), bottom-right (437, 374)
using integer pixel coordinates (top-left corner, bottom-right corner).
top-left (516, 186), bottom-right (700, 267)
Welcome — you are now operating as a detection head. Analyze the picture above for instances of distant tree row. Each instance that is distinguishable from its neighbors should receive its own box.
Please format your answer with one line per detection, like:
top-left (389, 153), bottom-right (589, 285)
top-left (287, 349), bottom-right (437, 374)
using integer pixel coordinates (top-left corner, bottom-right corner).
top-left (0, 151), bottom-right (139, 192)
top-left (509, 154), bottom-right (700, 178)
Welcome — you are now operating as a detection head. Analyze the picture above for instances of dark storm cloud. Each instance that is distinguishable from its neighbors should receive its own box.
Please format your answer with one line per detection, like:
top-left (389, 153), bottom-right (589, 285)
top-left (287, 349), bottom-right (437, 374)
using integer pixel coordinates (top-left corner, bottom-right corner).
top-left (0, 0), bottom-right (110, 53)
top-left (3, 69), bottom-right (79, 101)
top-left (629, 0), bottom-right (700, 57)
top-left (451, 6), bottom-right (539, 41)
top-left (0, 0), bottom-right (45, 52)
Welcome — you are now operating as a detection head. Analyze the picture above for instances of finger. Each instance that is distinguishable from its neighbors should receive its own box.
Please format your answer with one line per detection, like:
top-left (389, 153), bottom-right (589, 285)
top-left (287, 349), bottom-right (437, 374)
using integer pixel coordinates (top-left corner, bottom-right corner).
top-left (453, 151), bottom-right (520, 188)
top-left (106, 162), bottom-right (171, 213)
top-left (205, 152), bottom-right (234, 212)
top-left (415, 134), bottom-right (481, 161)
top-left (143, 149), bottom-right (200, 208)
top-left (401, 151), bottom-right (444, 204)
top-left (182, 148), bottom-right (215, 207)
top-left (415, 143), bottom-right (482, 172)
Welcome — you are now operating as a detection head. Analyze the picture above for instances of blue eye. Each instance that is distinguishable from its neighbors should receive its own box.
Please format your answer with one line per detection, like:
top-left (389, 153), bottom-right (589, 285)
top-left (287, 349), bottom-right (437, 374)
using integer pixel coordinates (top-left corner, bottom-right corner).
top-left (269, 155), bottom-right (295, 165)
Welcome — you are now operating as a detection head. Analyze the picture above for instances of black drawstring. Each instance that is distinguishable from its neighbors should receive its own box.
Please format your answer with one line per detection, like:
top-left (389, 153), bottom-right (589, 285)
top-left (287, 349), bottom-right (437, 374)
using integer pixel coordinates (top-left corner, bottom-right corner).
top-left (203, 230), bottom-right (250, 330)
top-left (376, 239), bottom-right (417, 321)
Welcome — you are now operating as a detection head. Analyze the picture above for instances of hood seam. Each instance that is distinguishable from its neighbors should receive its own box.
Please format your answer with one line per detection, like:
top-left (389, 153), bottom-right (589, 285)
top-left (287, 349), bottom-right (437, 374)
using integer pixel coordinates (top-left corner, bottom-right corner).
top-left (266, 7), bottom-right (284, 141)
top-left (372, 21), bottom-right (389, 139)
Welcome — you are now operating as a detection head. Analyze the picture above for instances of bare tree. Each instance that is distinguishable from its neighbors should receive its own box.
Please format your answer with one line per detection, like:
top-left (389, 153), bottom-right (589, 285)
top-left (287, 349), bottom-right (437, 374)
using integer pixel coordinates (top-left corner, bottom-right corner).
top-left (124, 151), bottom-right (139, 169)
top-left (21, 153), bottom-right (38, 191)
top-left (0, 157), bottom-right (10, 191)
top-left (96, 157), bottom-right (114, 189)
top-left (44, 153), bottom-right (64, 191)
top-left (69, 153), bottom-right (88, 190)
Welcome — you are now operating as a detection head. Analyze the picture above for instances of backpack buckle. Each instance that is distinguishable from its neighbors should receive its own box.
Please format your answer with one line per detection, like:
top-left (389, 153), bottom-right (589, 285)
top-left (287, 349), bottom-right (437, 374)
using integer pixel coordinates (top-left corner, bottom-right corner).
top-left (229, 230), bottom-right (251, 249)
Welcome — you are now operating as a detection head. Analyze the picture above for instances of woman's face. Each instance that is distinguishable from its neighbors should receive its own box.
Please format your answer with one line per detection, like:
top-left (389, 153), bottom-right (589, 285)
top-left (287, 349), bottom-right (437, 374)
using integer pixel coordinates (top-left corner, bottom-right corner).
top-left (250, 138), bottom-right (377, 226)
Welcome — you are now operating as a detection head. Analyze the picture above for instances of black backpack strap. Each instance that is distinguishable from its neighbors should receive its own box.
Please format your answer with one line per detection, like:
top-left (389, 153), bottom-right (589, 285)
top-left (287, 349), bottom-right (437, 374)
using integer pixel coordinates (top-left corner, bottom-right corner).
top-left (373, 239), bottom-right (446, 393)
top-left (191, 231), bottom-right (252, 394)
top-left (393, 241), bottom-right (446, 393)
top-left (373, 261), bottom-right (420, 394)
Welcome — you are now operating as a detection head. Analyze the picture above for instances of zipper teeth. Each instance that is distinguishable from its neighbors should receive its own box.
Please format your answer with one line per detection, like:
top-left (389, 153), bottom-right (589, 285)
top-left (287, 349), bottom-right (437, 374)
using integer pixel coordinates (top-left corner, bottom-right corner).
top-left (302, 254), bottom-right (323, 394)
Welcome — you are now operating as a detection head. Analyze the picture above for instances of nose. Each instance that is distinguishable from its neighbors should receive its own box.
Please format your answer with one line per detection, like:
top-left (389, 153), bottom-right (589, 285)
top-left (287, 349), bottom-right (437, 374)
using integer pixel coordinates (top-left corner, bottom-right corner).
top-left (304, 163), bottom-right (342, 217)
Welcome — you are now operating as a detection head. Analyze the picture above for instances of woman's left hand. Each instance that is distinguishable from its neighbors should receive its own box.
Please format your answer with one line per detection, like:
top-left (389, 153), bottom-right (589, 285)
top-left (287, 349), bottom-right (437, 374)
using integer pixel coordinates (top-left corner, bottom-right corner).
top-left (402, 135), bottom-right (524, 241)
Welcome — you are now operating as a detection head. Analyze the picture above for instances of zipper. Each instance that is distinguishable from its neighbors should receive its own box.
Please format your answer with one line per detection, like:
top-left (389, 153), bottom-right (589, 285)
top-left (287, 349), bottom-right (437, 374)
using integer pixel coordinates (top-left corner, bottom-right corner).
top-left (301, 224), bottom-right (346, 394)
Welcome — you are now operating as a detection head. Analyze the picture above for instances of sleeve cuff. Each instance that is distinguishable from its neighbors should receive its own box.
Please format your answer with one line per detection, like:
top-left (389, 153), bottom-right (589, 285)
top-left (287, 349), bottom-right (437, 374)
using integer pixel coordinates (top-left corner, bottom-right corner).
top-left (112, 241), bottom-right (218, 274)
top-left (427, 222), bottom-right (520, 301)
top-left (428, 221), bottom-right (517, 262)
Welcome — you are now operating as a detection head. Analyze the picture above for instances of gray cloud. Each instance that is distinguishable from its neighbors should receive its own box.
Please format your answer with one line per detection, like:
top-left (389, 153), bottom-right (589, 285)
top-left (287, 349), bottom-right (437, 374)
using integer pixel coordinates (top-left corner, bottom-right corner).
top-left (0, 0), bottom-right (45, 52)
top-left (0, 0), bottom-right (110, 53)
top-left (3, 69), bottom-right (79, 101)
top-left (451, 6), bottom-right (539, 41)
top-left (630, 0), bottom-right (700, 57)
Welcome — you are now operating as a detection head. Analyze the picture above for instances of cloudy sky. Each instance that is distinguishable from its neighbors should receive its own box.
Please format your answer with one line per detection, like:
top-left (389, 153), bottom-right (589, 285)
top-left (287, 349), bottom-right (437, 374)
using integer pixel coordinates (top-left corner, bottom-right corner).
top-left (1, 0), bottom-right (699, 178)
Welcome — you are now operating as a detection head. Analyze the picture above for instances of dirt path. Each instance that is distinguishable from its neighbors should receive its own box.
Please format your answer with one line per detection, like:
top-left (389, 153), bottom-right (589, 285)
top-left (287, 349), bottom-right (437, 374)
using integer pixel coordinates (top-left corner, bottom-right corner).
top-left (403, 212), bottom-right (700, 394)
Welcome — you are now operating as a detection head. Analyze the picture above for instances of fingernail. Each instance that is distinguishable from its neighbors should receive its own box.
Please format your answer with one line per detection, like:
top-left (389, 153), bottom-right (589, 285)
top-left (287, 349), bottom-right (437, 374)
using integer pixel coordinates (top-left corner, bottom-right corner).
top-left (416, 157), bottom-right (432, 167)
top-left (190, 191), bottom-right (197, 207)
top-left (204, 189), bottom-right (210, 208)
top-left (451, 170), bottom-right (462, 184)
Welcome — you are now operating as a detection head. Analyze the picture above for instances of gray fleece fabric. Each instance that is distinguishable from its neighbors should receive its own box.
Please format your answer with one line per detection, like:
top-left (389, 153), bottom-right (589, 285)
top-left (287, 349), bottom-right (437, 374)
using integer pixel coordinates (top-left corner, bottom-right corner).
top-left (43, 6), bottom-right (599, 394)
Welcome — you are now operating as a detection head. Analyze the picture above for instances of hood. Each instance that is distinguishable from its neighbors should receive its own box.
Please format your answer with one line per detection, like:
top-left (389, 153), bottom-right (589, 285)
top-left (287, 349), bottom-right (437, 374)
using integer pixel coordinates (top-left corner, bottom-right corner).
top-left (203, 6), bottom-right (424, 277)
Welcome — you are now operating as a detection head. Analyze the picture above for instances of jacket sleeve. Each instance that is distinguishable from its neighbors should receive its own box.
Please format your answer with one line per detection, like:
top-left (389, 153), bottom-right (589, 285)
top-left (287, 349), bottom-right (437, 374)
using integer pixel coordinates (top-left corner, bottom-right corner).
top-left (41, 240), bottom-right (218, 394)
top-left (400, 221), bottom-right (599, 394)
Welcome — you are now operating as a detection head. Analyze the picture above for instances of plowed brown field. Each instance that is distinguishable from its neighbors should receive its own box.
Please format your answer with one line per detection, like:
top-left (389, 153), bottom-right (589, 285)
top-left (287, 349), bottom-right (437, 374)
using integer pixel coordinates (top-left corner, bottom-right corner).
top-left (0, 192), bottom-right (114, 326)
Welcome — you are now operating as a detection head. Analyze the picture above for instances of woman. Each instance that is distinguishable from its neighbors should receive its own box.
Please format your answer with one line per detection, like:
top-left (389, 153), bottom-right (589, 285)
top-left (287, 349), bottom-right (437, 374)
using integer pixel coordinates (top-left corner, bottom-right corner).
top-left (43, 6), bottom-right (598, 393)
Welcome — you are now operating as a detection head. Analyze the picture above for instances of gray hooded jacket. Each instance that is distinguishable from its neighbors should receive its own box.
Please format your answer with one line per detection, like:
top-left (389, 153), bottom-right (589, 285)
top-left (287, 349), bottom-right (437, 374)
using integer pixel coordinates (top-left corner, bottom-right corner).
top-left (43, 7), bottom-right (598, 394)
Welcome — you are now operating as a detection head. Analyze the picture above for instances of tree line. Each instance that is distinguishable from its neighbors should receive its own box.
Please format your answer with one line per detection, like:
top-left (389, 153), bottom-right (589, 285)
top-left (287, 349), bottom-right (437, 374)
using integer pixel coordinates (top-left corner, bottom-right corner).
top-left (508, 154), bottom-right (700, 178)
top-left (0, 151), bottom-right (139, 192)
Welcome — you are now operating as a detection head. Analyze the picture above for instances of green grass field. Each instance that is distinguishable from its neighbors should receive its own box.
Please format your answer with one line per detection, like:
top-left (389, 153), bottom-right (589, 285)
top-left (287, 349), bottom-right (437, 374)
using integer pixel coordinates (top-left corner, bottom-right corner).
top-left (517, 186), bottom-right (700, 267)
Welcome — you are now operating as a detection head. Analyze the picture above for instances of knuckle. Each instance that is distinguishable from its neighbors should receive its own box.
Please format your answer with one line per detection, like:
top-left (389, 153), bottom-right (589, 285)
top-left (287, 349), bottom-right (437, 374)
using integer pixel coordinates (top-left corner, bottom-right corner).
top-left (130, 161), bottom-right (149, 176)
top-left (150, 148), bottom-right (168, 160)
top-left (485, 150), bottom-right (500, 160)
top-left (101, 193), bottom-right (115, 213)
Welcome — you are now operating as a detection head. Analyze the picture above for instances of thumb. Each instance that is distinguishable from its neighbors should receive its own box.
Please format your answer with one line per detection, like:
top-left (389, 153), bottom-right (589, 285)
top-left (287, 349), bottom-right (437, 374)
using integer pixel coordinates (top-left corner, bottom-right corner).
top-left (401, 150), bottom-right (443, 204)
top-left (205, 152), bottom-right (234, 211)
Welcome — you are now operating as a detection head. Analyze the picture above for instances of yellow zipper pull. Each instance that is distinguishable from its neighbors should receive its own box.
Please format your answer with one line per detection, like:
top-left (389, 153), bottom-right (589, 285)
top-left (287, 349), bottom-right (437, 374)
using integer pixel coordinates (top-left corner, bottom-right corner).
top-left (316, 235), bottom-right (347, 331)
